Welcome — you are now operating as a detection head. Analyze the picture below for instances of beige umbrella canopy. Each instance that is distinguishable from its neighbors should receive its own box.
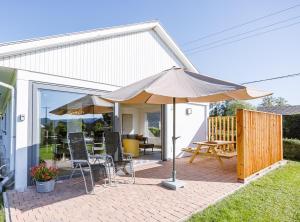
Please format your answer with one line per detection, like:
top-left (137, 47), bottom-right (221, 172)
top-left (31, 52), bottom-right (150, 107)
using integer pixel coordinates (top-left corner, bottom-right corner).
top-left (102, 67), bottom-right (271, 190)
top-left (50, 95), bottom-right (114, 115)
top-left (103, 67), bottom-right (271, 104)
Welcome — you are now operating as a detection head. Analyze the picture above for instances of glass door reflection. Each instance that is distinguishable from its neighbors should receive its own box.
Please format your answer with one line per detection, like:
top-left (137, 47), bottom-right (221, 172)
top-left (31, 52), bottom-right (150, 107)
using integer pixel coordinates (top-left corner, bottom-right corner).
top-left (39, 89), bottom-right (113, 179)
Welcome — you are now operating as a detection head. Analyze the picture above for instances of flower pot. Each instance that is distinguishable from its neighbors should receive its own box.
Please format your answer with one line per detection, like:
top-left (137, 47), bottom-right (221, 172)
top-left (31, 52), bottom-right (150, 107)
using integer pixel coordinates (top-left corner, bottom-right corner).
top-left (35, 179), bottom-right (56, 193)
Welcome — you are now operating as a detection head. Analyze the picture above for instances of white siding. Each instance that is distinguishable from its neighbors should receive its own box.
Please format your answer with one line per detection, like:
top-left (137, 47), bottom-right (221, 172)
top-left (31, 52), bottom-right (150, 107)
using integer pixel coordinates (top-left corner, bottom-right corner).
top-left (165, 103), bottom-right (208, 159)
top-left (14, 78), bottom-right (29, 191)
top-left (0, 30), bottom-right (183, 86)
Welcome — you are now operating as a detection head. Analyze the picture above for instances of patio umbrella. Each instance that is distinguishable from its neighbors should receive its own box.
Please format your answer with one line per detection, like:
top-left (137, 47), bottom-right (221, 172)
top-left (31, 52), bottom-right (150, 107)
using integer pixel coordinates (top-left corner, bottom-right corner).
top-left (102, 67), bottom-right (271, 189)
top-left (50, 95), bottom-right (114, 115)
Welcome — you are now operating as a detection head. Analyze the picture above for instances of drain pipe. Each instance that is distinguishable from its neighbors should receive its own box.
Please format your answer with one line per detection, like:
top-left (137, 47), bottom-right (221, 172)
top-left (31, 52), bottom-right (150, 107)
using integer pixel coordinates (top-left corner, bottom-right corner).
top-left (0, 82), bottom-right (15, 189)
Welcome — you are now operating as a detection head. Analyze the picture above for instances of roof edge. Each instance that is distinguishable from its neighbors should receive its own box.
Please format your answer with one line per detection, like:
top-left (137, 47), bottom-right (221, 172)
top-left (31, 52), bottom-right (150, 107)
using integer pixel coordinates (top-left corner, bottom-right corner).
top-left (153, 23), bottom-right (198, 72)
top-left (0, 20), bottom-right (198, 73)
top-left (0, 21), bottom-right (159, 57)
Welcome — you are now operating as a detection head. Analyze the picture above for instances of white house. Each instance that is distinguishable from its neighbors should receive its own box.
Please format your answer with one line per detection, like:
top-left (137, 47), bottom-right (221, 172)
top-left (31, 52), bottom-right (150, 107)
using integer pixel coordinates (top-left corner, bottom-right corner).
top-left (0, 21), bottom-right (208, 191)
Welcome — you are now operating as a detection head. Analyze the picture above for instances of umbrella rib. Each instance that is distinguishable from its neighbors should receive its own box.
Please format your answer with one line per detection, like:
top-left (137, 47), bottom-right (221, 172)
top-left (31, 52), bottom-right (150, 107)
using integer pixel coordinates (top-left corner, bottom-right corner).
top-left (144, 93), bottom-right (154, 104)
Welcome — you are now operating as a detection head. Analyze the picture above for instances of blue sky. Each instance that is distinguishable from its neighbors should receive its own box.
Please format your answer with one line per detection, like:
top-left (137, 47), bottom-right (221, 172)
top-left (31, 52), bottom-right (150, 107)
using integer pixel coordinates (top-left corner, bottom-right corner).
top-left (1, 0), bottom-right (300, 105)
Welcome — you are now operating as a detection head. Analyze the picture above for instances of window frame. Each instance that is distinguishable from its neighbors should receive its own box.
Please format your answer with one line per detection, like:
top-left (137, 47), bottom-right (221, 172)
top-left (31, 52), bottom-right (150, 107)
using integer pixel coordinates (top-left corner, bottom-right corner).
top-left (29, 81), bottom-right (113, 183)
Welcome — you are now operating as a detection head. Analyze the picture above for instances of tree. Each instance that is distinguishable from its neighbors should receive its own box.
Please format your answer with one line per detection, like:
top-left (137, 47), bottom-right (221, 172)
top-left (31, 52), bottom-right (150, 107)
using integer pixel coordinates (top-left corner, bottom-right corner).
top-left (259, 96), bottom-right (275, 107)
top-left (210, 100), bottom-right (256, 116)
top-left (209, 102), bottom-right (226, 116)
top-left (259, 96), bottom-right (289, 107)
top-left (275, 97), bottom-right (288, 107)
top-left (225, 100), bottom-right (256, 116)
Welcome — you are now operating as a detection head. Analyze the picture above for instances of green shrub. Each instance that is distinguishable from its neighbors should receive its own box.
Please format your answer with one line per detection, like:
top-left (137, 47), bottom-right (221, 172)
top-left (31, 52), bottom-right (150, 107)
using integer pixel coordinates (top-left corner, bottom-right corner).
top-left (283, 138), bottom-right (300, 160)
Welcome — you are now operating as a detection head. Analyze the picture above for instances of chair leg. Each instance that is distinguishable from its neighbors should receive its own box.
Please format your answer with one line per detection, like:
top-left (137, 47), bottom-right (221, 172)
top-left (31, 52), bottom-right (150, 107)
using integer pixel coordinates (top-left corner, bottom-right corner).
top-left (87, 162), bottom-right (95, 193)
top-left (130, 161), bottom-right (135, 184)
top-left (78, 164), bottom-right (89, 194)
top-left (106, 156), bottom-right (116, 185)
top-left (70, 166), bottom-right (77, 179)
top-left (100, 163), bottom-right (107, 186)
top-left (132, 169), bottom-right (135, 184)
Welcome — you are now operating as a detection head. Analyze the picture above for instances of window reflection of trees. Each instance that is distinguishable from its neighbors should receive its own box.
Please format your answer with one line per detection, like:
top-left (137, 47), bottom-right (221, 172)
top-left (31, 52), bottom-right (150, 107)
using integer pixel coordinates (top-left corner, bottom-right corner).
top-left (39, 90), bottom-right (113, 178)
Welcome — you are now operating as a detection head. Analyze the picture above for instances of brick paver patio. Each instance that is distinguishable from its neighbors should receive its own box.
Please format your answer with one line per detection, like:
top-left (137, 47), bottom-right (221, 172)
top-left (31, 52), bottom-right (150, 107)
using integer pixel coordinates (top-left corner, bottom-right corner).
top-left (7, 157), bottom-right (242, 222)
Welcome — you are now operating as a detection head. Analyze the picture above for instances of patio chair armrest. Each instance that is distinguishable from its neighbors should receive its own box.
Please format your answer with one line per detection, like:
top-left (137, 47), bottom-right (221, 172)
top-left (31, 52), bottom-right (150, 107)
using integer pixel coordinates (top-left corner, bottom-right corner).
top-left (71, 160), bottom-right (89, 164)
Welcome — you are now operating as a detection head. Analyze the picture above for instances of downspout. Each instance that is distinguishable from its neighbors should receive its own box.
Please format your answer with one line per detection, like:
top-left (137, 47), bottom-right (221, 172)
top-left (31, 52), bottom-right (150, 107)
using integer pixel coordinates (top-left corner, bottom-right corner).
top-left (0, 82), bottom-right (16, 172)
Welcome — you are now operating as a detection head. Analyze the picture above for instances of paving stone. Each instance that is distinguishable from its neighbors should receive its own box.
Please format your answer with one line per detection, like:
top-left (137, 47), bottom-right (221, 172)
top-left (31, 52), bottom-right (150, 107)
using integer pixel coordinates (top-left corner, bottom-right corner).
top-left (7, 157), bottom-right (241, 222)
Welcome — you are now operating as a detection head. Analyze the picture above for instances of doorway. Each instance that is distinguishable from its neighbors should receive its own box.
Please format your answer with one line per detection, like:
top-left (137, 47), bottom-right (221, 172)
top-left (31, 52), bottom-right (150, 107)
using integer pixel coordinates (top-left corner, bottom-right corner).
top-left (120, 104), bottom-right (163, 164)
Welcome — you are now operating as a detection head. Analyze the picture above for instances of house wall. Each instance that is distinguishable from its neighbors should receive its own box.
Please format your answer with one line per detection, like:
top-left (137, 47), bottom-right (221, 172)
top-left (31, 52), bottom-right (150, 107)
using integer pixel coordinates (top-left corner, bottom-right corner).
top-left (3, 28), bottom-right (208, 190)
top-left (165, 103), bottom-right (208, 159)
top-left (13, 72), bottom-right (208, 190)
top-left (0, 30), bottom-right (183, 87)
top-left (14, 69), bottom-right (118, 191)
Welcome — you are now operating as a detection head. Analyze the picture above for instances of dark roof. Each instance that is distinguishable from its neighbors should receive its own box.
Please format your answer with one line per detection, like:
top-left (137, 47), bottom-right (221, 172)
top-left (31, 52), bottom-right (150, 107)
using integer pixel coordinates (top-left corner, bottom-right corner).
top-left (257, 105), bottom-right (300, 115)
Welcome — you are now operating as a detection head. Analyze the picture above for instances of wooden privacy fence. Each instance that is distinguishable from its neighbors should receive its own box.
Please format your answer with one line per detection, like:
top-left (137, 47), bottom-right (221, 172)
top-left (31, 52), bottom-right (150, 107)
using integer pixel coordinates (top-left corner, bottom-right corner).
top-left (236, 109), bottom-right (283, 181)
top-left (208, 116), bottom-right (236, 142)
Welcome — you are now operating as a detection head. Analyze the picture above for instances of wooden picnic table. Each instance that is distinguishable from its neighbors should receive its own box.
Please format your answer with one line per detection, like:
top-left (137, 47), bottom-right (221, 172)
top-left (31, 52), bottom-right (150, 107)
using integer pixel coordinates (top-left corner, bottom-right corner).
top-left (188, 140), bottom-right (236, 166)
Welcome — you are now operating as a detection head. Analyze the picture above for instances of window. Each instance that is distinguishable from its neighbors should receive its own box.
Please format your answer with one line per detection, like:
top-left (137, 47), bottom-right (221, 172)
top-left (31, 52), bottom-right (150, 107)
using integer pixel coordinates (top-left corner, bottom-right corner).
top-left (145, 112), bottom-right (160, 138)
top-left (38, 89), bottom-right (113, 178)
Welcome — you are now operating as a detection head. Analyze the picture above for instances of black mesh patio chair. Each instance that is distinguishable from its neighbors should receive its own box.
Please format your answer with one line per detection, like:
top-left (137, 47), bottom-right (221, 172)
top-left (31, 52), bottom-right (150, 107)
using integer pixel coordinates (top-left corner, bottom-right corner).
top-left (68, 132), bottom-right (107, 193)
top-left (104, 132), bottom-right (135, 183)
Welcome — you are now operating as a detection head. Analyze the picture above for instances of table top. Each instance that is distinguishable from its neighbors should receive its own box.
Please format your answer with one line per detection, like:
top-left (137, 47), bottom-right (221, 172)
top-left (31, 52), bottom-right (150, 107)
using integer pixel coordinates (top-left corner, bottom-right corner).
top-left (193, 140), bottom-right (236, 146)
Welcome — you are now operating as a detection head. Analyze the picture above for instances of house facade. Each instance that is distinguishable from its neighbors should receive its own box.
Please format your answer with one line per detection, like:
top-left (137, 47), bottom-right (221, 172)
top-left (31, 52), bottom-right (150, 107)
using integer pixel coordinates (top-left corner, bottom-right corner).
top-left (0, 21), bottom-right (208, 191)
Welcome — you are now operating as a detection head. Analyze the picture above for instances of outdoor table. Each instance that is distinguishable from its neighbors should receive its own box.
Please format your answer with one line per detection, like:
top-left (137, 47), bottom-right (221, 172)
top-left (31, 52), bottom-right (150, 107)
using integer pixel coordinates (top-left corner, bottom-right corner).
top-left (189, 140), bottom-right (236, 166)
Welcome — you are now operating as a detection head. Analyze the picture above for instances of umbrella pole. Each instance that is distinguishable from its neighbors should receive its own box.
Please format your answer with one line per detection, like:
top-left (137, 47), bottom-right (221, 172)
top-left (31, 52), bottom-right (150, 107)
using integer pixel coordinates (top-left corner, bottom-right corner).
top-left (161, 97), bottom-right (184, 190)
top-left (172, 97), bottom-right (176, 182)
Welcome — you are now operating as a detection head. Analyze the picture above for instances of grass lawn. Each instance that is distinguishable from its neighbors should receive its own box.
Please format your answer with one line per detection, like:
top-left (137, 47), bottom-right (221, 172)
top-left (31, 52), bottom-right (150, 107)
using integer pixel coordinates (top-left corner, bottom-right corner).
top-left (189, 161), bottom-right (300, 222)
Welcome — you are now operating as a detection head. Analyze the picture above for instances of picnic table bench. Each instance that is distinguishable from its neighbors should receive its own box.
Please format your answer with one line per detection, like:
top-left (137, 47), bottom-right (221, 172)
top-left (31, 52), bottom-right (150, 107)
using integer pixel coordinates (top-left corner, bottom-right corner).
top-left (182, 140), bottom-right (236, 167)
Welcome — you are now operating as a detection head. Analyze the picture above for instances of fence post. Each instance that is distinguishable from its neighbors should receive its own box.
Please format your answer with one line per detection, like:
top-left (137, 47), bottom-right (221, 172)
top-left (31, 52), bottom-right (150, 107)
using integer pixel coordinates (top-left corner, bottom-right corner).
top-left (279, 115), bottom-right (283, 160)
top-left (236, 109), bottom-right (245, 181)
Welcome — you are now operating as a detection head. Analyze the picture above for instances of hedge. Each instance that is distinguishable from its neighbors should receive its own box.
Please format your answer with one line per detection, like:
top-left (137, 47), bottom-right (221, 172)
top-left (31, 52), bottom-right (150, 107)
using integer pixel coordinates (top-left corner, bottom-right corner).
top-left (283, 114), bottom-right (300, 140)
top-left (283, 138), bottom-right (300, 160)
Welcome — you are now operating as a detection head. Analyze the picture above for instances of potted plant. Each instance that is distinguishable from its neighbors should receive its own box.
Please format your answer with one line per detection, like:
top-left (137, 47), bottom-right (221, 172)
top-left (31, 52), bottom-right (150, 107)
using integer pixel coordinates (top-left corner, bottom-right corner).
top-left (31, 164), bottom-right (58, 193)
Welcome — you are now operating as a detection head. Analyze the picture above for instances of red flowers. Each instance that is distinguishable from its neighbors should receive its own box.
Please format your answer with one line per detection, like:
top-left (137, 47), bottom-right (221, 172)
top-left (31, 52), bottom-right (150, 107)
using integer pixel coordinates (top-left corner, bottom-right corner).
top-left (31, 164), bottom-right (58, 182)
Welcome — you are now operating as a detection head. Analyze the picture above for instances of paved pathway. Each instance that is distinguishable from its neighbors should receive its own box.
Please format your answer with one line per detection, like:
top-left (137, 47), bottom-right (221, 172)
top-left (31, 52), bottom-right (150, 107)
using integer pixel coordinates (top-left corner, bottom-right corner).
top-left (7, 157), bottom-right (242, 222)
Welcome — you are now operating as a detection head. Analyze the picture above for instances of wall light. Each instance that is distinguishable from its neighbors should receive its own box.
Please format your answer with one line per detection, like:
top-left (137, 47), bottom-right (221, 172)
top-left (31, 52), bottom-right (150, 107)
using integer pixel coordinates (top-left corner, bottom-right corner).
top-left (186, 108), bottom-right (192, 115)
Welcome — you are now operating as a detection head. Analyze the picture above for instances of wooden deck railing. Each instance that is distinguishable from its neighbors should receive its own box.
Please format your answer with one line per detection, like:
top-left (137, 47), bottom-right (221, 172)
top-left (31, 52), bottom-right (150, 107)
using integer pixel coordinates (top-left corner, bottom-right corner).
top-left (208, 116), bottom-right (236, 142)
top-left (236, 109), bottom-right (283, 181)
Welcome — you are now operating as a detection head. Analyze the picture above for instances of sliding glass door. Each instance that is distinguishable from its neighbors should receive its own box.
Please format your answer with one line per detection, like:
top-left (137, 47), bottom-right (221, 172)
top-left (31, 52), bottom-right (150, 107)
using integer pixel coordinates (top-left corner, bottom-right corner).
top-left (36, 88), bottom-right (113, 179)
